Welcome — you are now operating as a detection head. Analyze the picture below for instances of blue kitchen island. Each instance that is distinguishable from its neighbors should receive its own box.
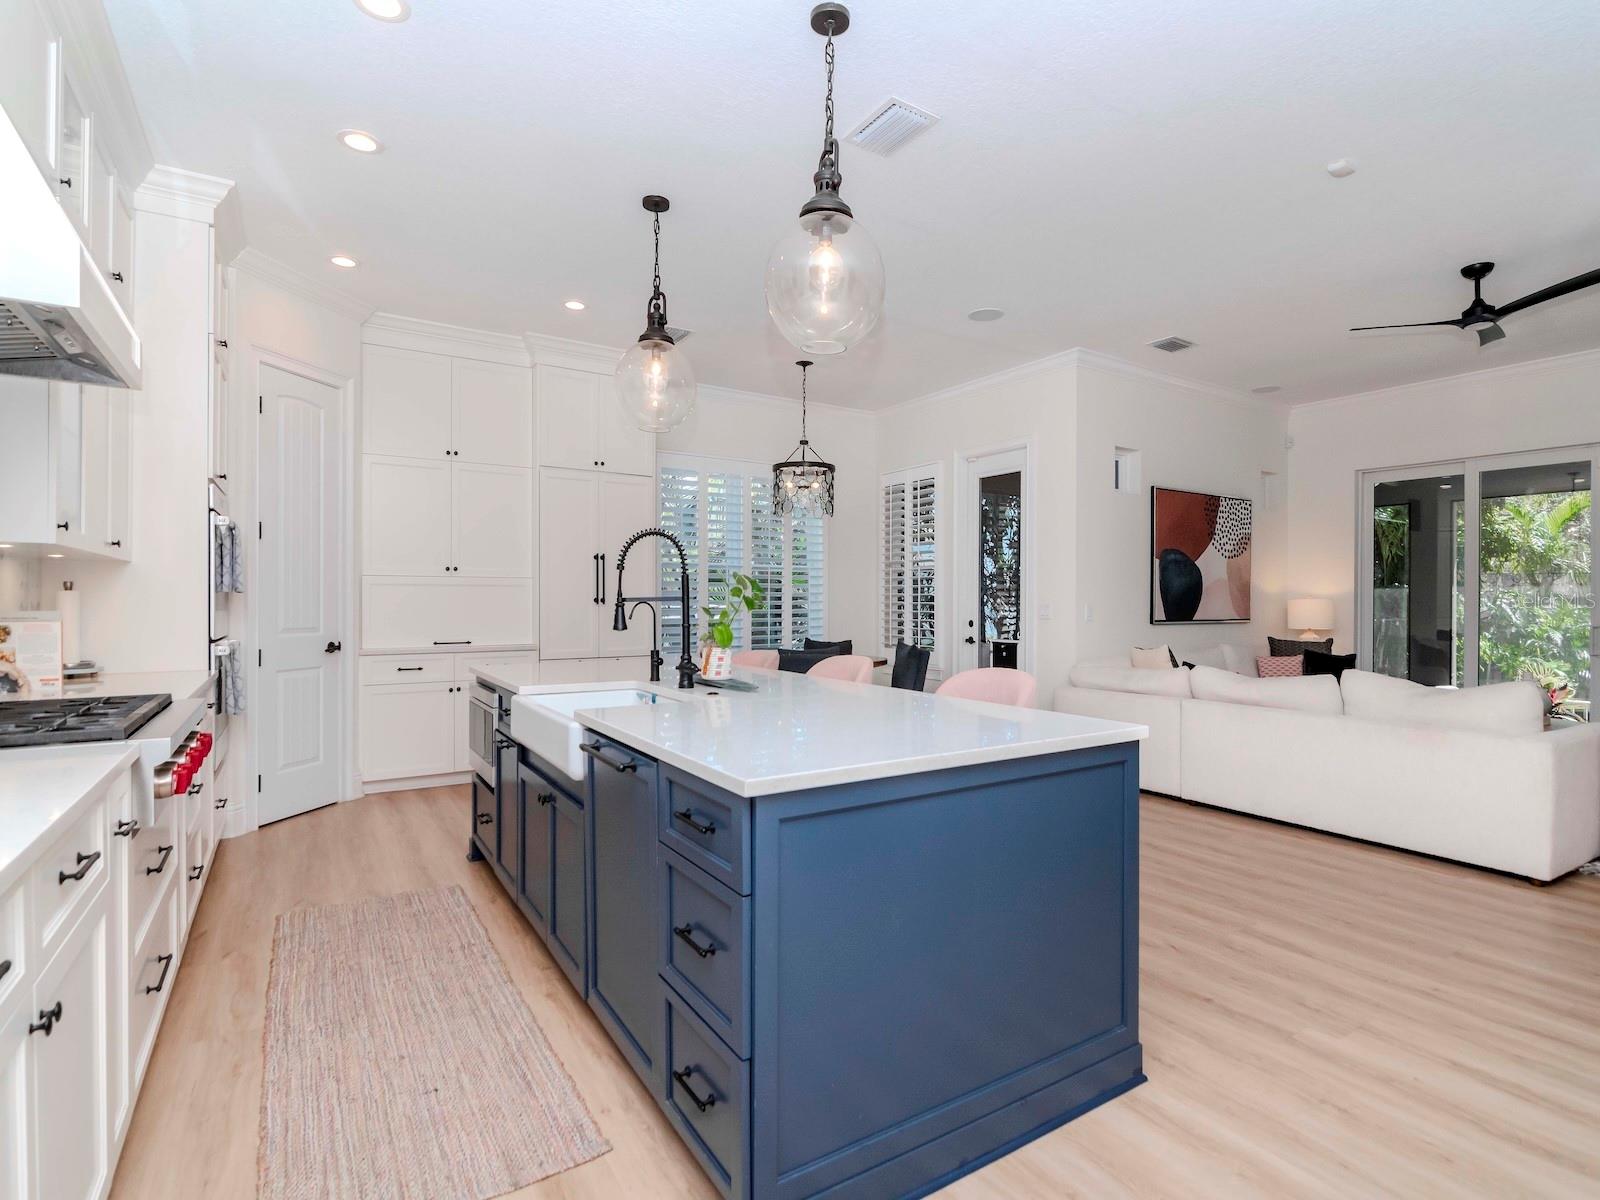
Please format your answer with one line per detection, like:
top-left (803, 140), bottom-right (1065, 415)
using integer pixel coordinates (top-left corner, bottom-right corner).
top-left (472, 667), bottom-right (1147, 1200)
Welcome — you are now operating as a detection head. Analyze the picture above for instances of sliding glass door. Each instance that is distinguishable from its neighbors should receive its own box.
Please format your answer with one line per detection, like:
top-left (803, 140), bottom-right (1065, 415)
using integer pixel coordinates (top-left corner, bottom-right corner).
top-left (1360, 447), bottom-right (1597, 718)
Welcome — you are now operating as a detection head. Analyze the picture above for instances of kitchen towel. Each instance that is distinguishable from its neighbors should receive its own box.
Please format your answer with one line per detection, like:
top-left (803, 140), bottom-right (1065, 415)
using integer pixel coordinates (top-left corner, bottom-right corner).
top-left (221, 639), bottom-right (245, 715)
top-left (215, 519), bottom-right (244, 593)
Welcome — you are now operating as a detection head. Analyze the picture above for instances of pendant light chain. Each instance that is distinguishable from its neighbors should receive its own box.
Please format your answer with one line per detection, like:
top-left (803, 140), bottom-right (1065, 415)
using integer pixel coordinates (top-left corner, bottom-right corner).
top-left (822, 25), bottom-right (836, 149)
top-left (649, 210), bottom-right (665, 319)
top-left (800, 361), bottom-right (810, 445)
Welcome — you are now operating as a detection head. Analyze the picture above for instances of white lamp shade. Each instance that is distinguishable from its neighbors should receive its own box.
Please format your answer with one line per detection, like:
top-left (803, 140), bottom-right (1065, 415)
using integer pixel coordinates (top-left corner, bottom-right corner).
top-left (1287, 597), bottom-right (1334, 632)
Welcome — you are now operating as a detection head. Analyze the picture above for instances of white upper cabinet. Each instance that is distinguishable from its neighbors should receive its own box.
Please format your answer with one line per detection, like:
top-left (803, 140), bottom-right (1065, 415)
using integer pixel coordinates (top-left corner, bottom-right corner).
top-left (537, 467), bottom-right (655, 659)
top-left (364, 456), bottom-right (452, 576)
top-left (452, 359), bottom-right (532, 468)
top-left (536, 364), bottom-right (654, 476)
top-left (0, 376), bottom-right (127, 558)
top-left (453, 462), bottom-right (532, 577)
top-left (0, 0), bottom-right (61, 177)
top-left (55, 71), bottom-right (89, 236)
top-left (109, 185), bottom-right (135, 313)
top-left (363, 346), bottom-right (454, 460)
top-left (103, 391), bottom-right (129, 556)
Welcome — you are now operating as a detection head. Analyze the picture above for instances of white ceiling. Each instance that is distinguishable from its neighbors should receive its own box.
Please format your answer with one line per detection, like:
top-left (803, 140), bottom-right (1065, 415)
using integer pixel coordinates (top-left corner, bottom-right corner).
top-left (105, 0), bottom-right (1600, 408)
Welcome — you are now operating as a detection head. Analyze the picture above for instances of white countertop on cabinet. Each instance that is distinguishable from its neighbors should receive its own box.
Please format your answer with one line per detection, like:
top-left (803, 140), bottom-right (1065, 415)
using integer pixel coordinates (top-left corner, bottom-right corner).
top-left (511, 669), bottom-right (1147, 798)
top-left (0, 745), bottom-right (137, 894)
top-left (58, 671), bottom-right (215, 702)
top-left (470, 665), bottom-right (545, 693)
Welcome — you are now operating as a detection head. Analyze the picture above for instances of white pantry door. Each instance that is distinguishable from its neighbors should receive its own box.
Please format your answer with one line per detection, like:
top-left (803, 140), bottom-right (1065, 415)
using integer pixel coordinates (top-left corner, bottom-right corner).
top-left (257, 364), bottom-right (344, 824)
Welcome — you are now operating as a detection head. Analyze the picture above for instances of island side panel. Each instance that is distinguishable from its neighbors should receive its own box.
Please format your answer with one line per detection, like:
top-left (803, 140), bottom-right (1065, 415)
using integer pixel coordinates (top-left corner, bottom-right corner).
top-left (749, 742), bottom-right (1143, 1200)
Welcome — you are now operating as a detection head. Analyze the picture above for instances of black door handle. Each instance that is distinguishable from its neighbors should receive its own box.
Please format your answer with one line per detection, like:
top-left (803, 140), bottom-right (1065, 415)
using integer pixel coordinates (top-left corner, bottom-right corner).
top-left (963, 636), bottom-right (976, 644)
top-left (580, 742), bottom-right (637, 773)
top-left (113, 819), bottom-right (139, 838)
top-left (598, 553), bottom-right (606, 606)
top-left (325, 640), bottom-right (342, 654)
top-left (59, 850), bottom-right (101, 884)
top-left (672, 1066), bottom-right (717, 1113)
top-left (143, 953), bottom-right (175, 995)
top-left (146, 844), bottom-right (174, 875)
top-left (29, 1002), bottom-right (63, 1036)
top-left (672, 808), bottom-right (716, 836)
top-left (673, 925), bottom-right (717, 958)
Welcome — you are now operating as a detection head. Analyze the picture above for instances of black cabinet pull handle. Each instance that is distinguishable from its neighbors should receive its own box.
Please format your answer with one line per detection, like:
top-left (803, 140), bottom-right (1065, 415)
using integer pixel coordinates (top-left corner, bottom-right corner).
top-left (59, 176), bottom-right (72, 188)
top-left (189, 864), bottom-right (204, 881)
top-left (580, 742), bottom-right (637, 773)
top-left (598, 553), bottom-right (606, 606)
top-left (0, 959), bottom-right (10, 983)
top-left (108, 539), bottom-right (121, 547)
top-left (143, 954), bottom-right (175, 995)
top-left (215, 796), bottom-right (228, 810)
top-left (113, 818), bottom-right (139, 838)
top-left (672, 809), bottom-right (715, 836)
top-left (187, 783), bottom-right (202, 796)
top-left (494, 735), bottom-right (515, 750)
top-left (396, 666), bottom-right (424, 672)
top-left (29, 1002), bottom-right (63, 1036)
top-left (673, 925), bottom-right (717, 958)
top-left (476, 812), bottom-right (494, 825)
top-left (146, 844), bottom-right (174, 876)
top-left (59, 850), bottom-right (101, 884)
top-left (535, 791), bottom-right (555, 807)
top-left (111, 271), bottom-right (124, 282)
top-left (56, 520), bottom-right (69, 531)
top-left (672, 1066), bottom-right (717, 1113)
top-left (432, 641), bottom-right (471, 646)
top-left (592, 553), bottom-right (600, 605)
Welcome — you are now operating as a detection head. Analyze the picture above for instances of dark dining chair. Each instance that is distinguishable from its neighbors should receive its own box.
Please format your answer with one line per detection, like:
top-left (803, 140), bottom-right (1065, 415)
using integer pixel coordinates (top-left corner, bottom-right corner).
top-left (890, 641), bottom-right (930, 691)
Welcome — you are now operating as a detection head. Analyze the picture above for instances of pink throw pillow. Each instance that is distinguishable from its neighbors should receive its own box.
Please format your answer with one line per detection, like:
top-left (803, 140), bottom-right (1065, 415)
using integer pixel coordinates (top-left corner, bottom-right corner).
top-left (1257, 654), bottom-right (1303, 678)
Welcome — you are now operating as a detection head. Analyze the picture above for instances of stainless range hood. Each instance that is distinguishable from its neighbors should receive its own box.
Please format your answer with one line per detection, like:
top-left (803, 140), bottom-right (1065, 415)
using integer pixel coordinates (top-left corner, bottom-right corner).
top-left (0, 106), bottom-right (141, 388)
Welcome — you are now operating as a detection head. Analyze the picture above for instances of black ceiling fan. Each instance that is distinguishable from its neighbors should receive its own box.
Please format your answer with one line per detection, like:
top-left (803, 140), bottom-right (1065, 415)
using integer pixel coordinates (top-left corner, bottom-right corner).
top-left (1350, 261), bottom-right (1600, 346)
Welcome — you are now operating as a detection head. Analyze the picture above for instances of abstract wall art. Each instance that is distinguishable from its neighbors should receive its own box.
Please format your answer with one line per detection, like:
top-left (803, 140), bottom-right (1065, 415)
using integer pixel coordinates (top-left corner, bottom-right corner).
top-left (1150, 486), bottom-right (1252, 623)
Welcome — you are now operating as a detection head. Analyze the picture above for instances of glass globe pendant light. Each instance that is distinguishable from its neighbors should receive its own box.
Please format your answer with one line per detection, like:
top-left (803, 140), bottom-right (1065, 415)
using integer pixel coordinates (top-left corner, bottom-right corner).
top-left (764, 4), bottom-right (885, 356)
top-left (616, 195), bottom-right (696, 432)
top-left (773, 360), bottom-right (835, 518)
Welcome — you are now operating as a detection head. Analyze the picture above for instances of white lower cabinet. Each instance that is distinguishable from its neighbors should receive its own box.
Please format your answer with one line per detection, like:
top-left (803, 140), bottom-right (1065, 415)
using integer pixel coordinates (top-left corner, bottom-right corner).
top-left (0, 995), bottom-right (28, 1200)
top-left (361, 681), bottom-right (459, 781)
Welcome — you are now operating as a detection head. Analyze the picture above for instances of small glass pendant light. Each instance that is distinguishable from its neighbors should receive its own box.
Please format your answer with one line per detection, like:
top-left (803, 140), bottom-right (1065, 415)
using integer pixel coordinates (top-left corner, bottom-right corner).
top-left (764, 4), bottom-right (884, 356)
top-left (616, 195), bottom-right (696, 432)
top-left (773, 359), bottom-right (835, 517)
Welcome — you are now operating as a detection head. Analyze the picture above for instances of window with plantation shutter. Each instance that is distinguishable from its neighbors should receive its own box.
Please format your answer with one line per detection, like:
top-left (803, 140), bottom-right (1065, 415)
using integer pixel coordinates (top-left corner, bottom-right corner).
top-left (658, 454), bottom-right (827, 655)
top-left (882, 466), bottom-right (940, 668)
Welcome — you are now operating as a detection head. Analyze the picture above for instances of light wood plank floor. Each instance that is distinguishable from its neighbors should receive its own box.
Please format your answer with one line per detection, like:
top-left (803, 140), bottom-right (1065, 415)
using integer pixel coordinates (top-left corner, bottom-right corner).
top-left (110, 788), bottom-right (1600, 1199)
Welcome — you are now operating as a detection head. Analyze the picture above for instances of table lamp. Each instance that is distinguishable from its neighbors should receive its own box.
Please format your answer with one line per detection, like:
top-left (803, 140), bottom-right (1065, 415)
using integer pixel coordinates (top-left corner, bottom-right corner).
top-left (1287, 597), bottom-right (1335, 640)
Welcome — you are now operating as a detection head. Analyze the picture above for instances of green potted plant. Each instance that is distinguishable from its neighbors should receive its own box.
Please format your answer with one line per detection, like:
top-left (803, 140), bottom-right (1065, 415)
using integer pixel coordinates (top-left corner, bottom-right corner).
top-left (699, 572), bottom-right (766, 680)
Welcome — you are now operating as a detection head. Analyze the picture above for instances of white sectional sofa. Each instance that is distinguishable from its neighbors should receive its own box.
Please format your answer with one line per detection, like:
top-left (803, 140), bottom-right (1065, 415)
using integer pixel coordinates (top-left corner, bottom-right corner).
top-left (1056, 659), bottom-right (1600, 882)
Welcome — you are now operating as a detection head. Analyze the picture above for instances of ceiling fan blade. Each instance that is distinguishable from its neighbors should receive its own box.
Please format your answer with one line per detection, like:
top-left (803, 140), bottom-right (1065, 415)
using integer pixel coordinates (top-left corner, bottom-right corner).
top-left (1493, 267), bottom-right (1600, 319)
top-left (1477, 323), bottom-right (1506, 346)
top-left (1348, 320), bottom-right (1463, 332)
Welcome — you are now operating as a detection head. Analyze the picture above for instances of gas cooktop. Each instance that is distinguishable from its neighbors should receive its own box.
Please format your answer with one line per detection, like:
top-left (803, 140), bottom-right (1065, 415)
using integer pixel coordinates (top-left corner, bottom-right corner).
top-left (0, 694), bottom-right (173, 749)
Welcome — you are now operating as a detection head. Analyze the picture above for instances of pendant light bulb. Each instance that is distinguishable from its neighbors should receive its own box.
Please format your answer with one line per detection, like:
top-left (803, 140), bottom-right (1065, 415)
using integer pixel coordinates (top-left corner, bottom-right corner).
top-left (765, 4), bottom-right (884, 355)
top-left (616, 195), bottom-right (697, 432)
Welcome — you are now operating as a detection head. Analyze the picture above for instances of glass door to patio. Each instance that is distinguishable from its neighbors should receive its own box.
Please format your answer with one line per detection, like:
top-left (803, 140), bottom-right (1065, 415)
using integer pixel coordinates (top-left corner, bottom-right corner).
top-left (1360, 446), bottom-right (1597, 718)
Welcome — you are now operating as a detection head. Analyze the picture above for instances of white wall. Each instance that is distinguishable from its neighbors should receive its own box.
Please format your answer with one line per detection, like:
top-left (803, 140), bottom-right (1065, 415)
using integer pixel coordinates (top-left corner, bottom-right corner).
top-left (1075, 358), bottom-right (1289, 668)
top-left (1287, 348), bottom-right (1600, 649)
top-left (659, 384), bottom-right (878, 652)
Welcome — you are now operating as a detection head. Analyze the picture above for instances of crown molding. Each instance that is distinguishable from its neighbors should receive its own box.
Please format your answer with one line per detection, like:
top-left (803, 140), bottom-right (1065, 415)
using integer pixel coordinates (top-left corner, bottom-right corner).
top-left (134, 165), bottom-right (235, 221)
top-left (697, 382), bottom-right (868, 420)
top-left (364, 312), bottom-right (530, 365)
top-left (1288, 345), bottom-right (1600, 415)
top-left (233, 247), bottom-right (376, 324)
top-left (875, 350), bottom-right (1081, 418)
top-left (522, 331), bottom-right (626, 373)
top-left (52, 0), bottom-right (154, 186)
top-left (1067, 347), bottom-right (1269, 410)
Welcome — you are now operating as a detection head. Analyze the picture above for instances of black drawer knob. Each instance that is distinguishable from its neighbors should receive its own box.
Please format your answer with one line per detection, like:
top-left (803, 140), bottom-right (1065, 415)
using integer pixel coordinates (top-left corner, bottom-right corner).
top-left (59, 850), bottom-right (101, 884)
top-left (673, 925), bottom-right (717, 958)
top-left (29, 1001), bottom-right (63, 1036)
top-left (143, 953), bottom-right (175, 995)
top-left (672, 809), bottom-right (716, 836)
top-left (672, 1065), bottom-right (717, 1113)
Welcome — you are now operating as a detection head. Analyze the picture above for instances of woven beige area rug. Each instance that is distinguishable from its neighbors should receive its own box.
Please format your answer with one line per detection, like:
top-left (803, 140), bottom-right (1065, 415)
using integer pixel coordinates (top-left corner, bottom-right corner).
top-left (258, 885), bottom-right (609, 1200)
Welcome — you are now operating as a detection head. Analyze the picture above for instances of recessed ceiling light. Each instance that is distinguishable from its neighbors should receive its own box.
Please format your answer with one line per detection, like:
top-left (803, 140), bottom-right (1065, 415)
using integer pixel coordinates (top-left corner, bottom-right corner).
top-left (330, 255), bottom-right (358, 269)
top-left (1326, 158), bottom-right (1357, 178)
top-left (1251, 385), bottom-right (1282, 395)
top-left (338, 129), bottom-right (382, 154)
top-left (354, 0), bottom-right (410, 21)
top-left (0, 544), bottom-right (12, 550)
top-left (46, 552), bottom-right (64, 558)
top-left (564, 300), bottom-right (586, 311)
top-left (1439, 482), bottom-right (1453, 489)
top-left (967, 307), bottom-right (1005, 322)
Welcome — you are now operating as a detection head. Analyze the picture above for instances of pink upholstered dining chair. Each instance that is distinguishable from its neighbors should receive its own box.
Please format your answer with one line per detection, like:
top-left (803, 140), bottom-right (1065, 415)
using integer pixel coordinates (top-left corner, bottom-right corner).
top-left (935, 667), bottom-right (1038, 708)
top-left (732, 649), bottom-right (780, 670)
top-left (806, 654), bottom-right (874, 684)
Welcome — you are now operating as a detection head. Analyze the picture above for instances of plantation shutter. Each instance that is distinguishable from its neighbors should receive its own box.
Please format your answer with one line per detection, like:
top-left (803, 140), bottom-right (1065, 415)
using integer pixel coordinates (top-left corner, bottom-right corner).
top-left (881, 480), bottom-right (907, 648)
top-left (881, 467), bottom-right (939, 660)
top-left (748, 477), bottom-right (786, 648)
top-left (658, 465), bottom-right (701, 655)
top-left (909, 476), bottom-right (936, 651)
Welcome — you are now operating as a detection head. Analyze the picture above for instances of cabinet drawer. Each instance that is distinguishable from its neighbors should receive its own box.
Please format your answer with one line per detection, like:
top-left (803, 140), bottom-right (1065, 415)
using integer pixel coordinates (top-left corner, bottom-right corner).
top-left (128, 872), bottom-right (180, 1091)
top-left (658, 768), bottom-right (751, 896)
top-left (123, 790), bottom-right (180, 947)
top-left (0, 878), bottom-right (22, 1009)
top-left (184, 827), bottom-right (207, 926)
top-left (660, 848), bottom-right (750, 1058)
top-left (30, 791), bottom-right (109, 953)
top-left (663, 983), bottom-right (750, 1200)
top-left (360, 654), bottom-right (454, 685)
top-left (472, 771), bottom-right (499, 865)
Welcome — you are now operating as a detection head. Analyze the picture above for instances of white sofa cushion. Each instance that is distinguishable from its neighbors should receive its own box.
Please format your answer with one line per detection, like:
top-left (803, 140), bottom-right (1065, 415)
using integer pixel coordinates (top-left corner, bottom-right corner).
top-left (1340, 670), bottom-right (1545, 736)
top-left (1183, 644), bottom-right (1229, 670)
top-left (1188, 664), bottom-right (1344, 714)
top-left (1130, 644), bottom-right (1175, 669)
top-left (1221, 644), bottom-right (1260, 677)
top-left (1070, 659), bottom-right (1193, 698)
top-left (1055, 685), bottom-right (1183, 796)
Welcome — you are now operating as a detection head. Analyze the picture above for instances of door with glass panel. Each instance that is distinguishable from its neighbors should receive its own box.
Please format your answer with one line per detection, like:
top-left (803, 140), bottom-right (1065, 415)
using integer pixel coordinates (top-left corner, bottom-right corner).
top-left (1360, 447), bottom-right (1596, 718)
top-left (956, 451), bottom-right (1026, 674)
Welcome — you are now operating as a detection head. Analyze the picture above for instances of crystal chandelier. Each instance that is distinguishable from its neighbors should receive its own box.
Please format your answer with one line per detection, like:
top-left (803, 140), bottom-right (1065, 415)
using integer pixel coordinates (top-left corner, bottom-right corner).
top-left (763, 3), bottom-right (884, 356)
top-left (615, 195), bottom-right (696, 432)
top-left (773, 359), bottom-right (834, 517)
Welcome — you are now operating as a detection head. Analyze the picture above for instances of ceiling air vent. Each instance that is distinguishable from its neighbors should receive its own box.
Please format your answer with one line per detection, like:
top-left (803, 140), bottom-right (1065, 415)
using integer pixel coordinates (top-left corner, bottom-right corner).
top-left (846, 97), bottom-right (939, 156)
top-left (664, 326), bottom-right (692, 343)
top-left (1148, 336), bottom-right (1195, 353)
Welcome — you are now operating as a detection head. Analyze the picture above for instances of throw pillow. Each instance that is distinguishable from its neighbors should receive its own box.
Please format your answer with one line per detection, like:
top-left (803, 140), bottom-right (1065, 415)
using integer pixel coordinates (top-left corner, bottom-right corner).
top-left (1268, 635), bottom-right (1334, 657)
top-left (1221, 643), bottom-right (1260, 676)
top-left (1131, 644), bottom-right (1177, 669)
top-left (1303, 648), bottom-right (1357, 680)
top-left (778, 647), bottom-right (842, 674)
top-left (1257, 654), bottom-right (1304, 678)
top-left (804, 638), bottom-right (853, 655)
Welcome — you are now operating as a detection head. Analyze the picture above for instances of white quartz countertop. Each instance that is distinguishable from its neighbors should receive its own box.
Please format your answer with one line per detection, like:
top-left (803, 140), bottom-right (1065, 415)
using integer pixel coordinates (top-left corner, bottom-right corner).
top-left (0, 745), bottom-right (136, 894)
top-left (471, 665), bottom-right (545, 694)
top-left (54, 671), bottom-right (215, 702)
top-left (514, 669), bottom-right (1146, 798)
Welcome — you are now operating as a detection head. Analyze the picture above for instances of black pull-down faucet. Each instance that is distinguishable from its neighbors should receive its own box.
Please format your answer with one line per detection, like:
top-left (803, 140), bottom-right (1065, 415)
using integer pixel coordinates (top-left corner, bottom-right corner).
top-left (612, 527), bottom-right (697, 689)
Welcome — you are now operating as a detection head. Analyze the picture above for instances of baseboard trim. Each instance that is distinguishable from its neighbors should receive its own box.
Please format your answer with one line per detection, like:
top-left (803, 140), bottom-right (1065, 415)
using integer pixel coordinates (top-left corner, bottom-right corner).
top-left (362, 771), bottom-right (475, 794)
